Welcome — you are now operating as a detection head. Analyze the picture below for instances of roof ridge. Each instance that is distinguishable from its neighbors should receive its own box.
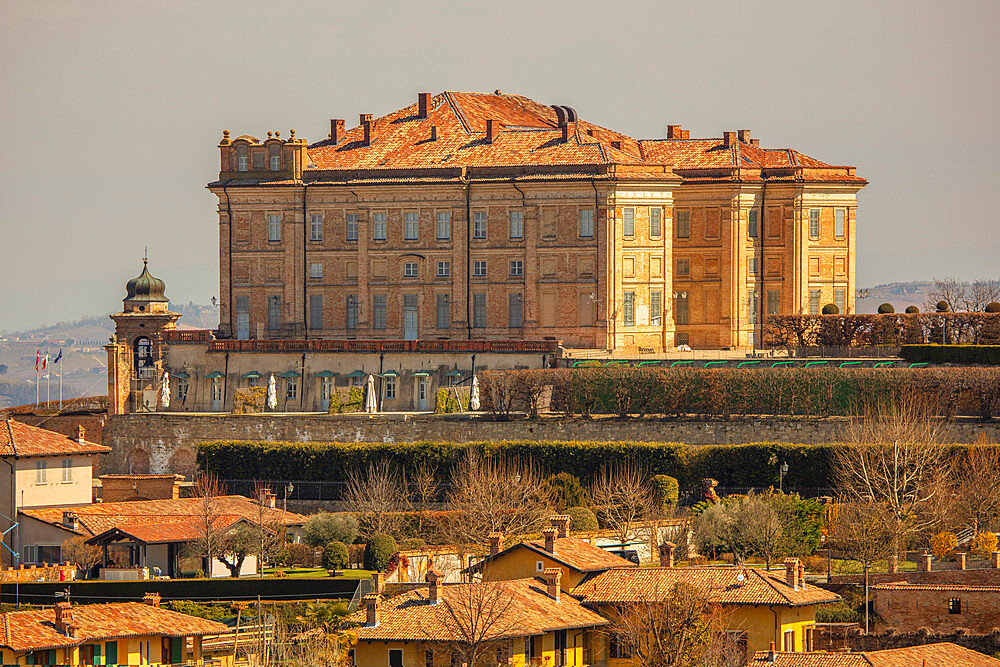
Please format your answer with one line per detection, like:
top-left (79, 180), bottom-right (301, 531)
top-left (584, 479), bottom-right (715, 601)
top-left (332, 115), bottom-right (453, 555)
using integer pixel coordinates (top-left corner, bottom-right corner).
top-left (4, 420), bottom-right (15, 457)
top-left (444, 92), bottom-right (472, 134)
top-left (752, 568), bottom-right (797, 604)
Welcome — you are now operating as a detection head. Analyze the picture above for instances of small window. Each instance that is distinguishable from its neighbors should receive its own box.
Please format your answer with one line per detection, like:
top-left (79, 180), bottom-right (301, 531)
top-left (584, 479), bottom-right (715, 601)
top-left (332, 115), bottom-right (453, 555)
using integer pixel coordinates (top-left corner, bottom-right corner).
top-left (268, 214), bottom-right (281, 242)
top-left (809, 209), bottom-right (820, 239)
top-left (509, 260), bottom-right (523, 277)
top-left (748, 257), bottom-right (758, 275)
top-left (676, 210), bottom-right (690, 239)
top-left (268, 295), bottom-right (282, 330)
top-left (384, 376), bottom-right (396, 399)
top-left (473, 211), bottom-right (487, 239)
top-left (176, 378), bottom-right (189, 401)
top-left (609, 635), bottom-right (632, 659)
top-left (835, 209), bottom-right (846, 239)
top-left (473, 293), bottom-right (486, 328)
top-left (346, 213), bottom-right (359, 241)
top-left (269, 145), bottom-right (281, 171)
top-left (437, 212), bottom-right (451, 240)
top-left (650, 207), bottom-right (662, 237)
top-left (436, 261), bottom-right (450, 277)
top-left (508, 293), bottom-right (523, 328)
top-left (403, 262), bottom-right (418, 278)
top-left (623, 291), bottom-right (635, 327)
top-left (372, 213), bottom-right (387, 241)
top-left (35, 461), bottom-right (48, 484)
top-left (473, 261), bottom-right (487, 277)
top-left (310, 214), bottom-right (323, 241)
top-left (372, 295), bottom-right (386, 330)
top-left (309, 294), bottom-right (323, 330)
top-left (809, 289), bottom-right (821, 315)
top-left (536, 561), bottom-right (544, 572)
top-left (675, 293), bottom-right (689, 325)
top-left (651, 290), bottom-right (662, 326)
top-left (346, 295), bottom-right (358, 330)
top-left (677, 259), bottom-right (690, 276)
top-left (623, 207), bottom-right (634, 237)
top-left (404, 212), bottom-right (419, 240)
top-left (579, 209), bottom-right (594, 238)
top-left (62, 459), bottom-right (72, 483)
top-left (310, 263), bottom-right (323, 279)
top-left (748, 209), bottom-right (759, 238)
top-left (509, 211), bottom-right (523, 239)
top-left (286, 377), bottom-right (298, 399)
top-left (436, 294), bottom-right (450, 329)
top-left (783, 629), bottom-right (795, 652)
top-left (767, 289), bottom-right (781, 315)
top-left (237, 155), bottom-right (248, 172)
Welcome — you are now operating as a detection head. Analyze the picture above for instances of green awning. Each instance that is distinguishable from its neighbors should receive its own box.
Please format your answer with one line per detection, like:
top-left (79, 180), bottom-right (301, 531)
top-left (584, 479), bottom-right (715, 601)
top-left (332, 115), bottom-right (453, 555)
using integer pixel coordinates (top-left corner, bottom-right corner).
top-left (413, 371), bottom-right (431, 377)
top-left (313, 370), bottom-right (336, 378)
top-left (169, 371), bottom-right (190, 379)
top-left (241, 371), bottom-right (263, 380)
top-left (204, 371), bottom-right (224, 379)
top-left (445, 370), bottom-right (464, 378)
top-left (279, 370), bottom-right (301, 378)
top-left (381, 370), bottom-right (400, 378)
top-left (346, 370), bottom-right (367, 379)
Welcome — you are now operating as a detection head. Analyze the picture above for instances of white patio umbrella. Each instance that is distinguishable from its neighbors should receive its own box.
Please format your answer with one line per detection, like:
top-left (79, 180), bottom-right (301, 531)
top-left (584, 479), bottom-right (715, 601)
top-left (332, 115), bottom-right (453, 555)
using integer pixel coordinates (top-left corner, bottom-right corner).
top-left (160, 372), bottom-right (170, 409)
top-left (364, 373), bottom-right (378, 414)
top-left (469, 375), bottom-right (480, 411)
top-left (266, 374), bottom-right (277, 410)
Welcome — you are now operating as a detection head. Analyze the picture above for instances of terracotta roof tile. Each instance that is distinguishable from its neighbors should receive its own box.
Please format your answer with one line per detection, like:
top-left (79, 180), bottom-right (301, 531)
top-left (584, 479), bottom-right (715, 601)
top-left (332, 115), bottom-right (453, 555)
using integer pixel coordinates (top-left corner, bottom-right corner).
top-left (747, 653), bottom-right (870, 667)
top-left (0, 602), bottom-right (228, 652)
top-left (871, 581), bottom-right (1000, 592)
top-left (0, 420), bottom-right (110, 457)
top-left (347, 578), bottom-right (607, 642)
top-left (468, 536), bottom-right (638, 575)
top-left (571, 567), bottom-right (840, 607)
top-left (747, 643), bottom-right (1000, 667)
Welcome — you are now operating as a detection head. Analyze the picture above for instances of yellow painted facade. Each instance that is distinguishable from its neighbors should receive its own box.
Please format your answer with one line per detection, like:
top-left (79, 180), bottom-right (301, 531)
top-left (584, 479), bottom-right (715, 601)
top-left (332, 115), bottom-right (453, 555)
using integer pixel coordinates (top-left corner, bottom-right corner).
top-left (479, 547), bottom-right (589, 592)
top-left (2, 635), bottom-right (210, 666)
top-left (354, 630), bottom-right (595, 667)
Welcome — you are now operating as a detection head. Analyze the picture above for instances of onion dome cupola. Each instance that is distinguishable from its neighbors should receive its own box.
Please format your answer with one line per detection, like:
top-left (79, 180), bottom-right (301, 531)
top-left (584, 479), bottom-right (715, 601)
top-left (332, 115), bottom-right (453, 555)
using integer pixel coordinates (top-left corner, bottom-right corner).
top-left (123, 253), bottom-right (169, 313)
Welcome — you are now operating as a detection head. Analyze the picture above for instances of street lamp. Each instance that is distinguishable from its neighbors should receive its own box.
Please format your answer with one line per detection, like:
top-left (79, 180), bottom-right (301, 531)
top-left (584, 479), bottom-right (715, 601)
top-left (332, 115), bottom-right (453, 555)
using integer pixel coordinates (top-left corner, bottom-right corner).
top-left (779, 461), bottom-right (789, 492)
top-left (284, 482), bottom-right (294, 513)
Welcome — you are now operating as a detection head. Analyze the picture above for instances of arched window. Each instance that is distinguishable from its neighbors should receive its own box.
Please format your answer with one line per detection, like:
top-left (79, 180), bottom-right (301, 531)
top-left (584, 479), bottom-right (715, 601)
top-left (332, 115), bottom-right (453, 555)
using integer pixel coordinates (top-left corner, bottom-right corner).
top-left (133, 336), bottom-right (153, 376)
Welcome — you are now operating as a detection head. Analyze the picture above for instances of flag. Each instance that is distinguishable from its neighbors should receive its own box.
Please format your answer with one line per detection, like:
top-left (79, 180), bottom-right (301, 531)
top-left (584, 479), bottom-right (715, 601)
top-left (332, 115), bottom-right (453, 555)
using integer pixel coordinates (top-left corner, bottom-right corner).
top-left (42, 352), bottom-right (48, 370)
top-left (54, 349), bottom-right (63, 364)
top-left (35, 350), bottom-right (40, 372)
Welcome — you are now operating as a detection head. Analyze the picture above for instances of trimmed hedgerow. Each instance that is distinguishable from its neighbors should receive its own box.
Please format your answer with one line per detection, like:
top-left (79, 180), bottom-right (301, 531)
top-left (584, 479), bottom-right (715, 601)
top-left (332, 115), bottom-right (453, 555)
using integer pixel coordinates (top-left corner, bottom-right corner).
top-left (900, 345), bottom-right (1000, 366)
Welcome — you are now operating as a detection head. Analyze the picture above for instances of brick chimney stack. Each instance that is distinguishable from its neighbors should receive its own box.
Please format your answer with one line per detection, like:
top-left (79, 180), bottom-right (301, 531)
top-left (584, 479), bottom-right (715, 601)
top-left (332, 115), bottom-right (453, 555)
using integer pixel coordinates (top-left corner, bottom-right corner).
top-left (666, 124), bottom-right (683, 139)
top-left (750, 138), bottom-right (760, 146)
top-left (486, 119), bottom-right (499, 144)
top-left (418, 92), bottom-right (431, 118)
top-left (142, 592), bottom-right (161, 607)
top-left (723, 131), bottom-right (737, 147)
top-left (426, 569), bottom-right (442, 605)
top-left (922, 554), bottom-right (933, 572)
top-left (373, 572), bottom-right (384, 594)
top-left (784, 558), bottom-right (800, 590)
top-left (561, 122), bottom-right (574, 143)
top-left (430, 125), bottom-right (438, 141)
top-left (360, 114), bottom-right (373, 146)
top-left (488, 533), bottom-right (504, 557)
top-left (957, 552), bottom-right (967, 570)
top-left (330, 119), bottom-right (345, 144)
top-left (364, 593), bottom-right (381, 627)
top-left (542, 527), bottom-right (557, 553)
top-left (660, 542), bottom-right (676, 568)
top-left (76, 425), bottom-right (86, 444)
top-left (54, 602), bottom-right (76, 637)
top-left (62, 511), bottom-right (79, 530)
top-left (544, 568), bottom-right (562, 602)
top-left (550, 515), bottom-right (571, 539)
top-left (737, 129), bottom-right (751, 143)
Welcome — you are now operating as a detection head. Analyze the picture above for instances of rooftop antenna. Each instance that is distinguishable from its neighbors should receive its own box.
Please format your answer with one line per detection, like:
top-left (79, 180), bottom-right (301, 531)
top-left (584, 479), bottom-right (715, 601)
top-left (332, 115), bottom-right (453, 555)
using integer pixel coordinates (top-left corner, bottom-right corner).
top-left (143, 246), bottom-right (148, 266)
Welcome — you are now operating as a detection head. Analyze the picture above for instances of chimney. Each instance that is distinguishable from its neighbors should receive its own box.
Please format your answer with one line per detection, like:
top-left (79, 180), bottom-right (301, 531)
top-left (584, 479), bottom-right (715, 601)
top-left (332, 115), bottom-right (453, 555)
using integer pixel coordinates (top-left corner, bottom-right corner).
top-left (430, 125), bottom-right (438, 141)
top-left (561, 122), bottom-right (574, 143)
top-left (681, 129), bottom-right (690, 139)
top-left (889, 554), bottom-right (899, 573)
top-left (363, 593), bottom-right (381, 627)
top-left (418, 92), bottom-right (431, 119)
top-left (737, 129), bottom-right (751, 143)
top-left (921, 553), bottom-right (933, 572)
top-left (142, 592), bottom-right (161, 607)
top-left (543, 567), bottom-right (562, 602)
top-left (426, 569), bottom-right (442, 605)
top-left (360, 114), bottom-right (373, 146)
top-left (330, 119), bottom-right (345, 144)
top-left (798, 561), bottom-right (805, 585)
top-left (372, 572), bottom-right (384, 594)
top-left (485, 119), bottom-right (499, 144)
top-left (76, 425), bottom-right (86, 444)
top-left (488, 533), bottom-right (504, 557)
top-left (765, 641), bottom-right (776, 662)
top-left (666, 124), bottom-right (683, 139)
top-left (550, 515), bottom-right (571, 539)
top-left (54, 602), bottom-right (76, 637)
top-left (62, 511), bottom-right (79, 530)
top-left (723, 131), bottom-right (737, 147)
top-left (784, 558), bottom-right (800, 590)
top-left (750, 138), bottom-right (760, 146)
top-left (660, 542), bottom-right (676, 568)
top-left (542, 527), bottom-right (557, 553)
top-left (957, 552), bottom-right (967, 570)
top-left (259, 487), bottom-right (276, 509)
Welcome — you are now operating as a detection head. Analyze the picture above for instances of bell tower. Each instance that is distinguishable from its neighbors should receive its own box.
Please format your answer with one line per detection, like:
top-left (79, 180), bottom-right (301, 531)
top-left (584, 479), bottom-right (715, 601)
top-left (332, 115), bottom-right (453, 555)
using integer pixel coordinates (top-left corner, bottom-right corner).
top-left (105, 253), bottom-right (180, 415)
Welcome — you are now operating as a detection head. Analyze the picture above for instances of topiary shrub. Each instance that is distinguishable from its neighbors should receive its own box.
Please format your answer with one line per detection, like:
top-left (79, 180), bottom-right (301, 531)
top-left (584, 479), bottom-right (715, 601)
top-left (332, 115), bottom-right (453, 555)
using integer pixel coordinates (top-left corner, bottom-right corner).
top-left (544, 472), bottom-right (587, 511)
top-left (936, 300), bottom-right (950, 312)
top-left (651, 474), bottom-right (680, 510)
top-left (822, 304), bottom-right (839, 315)
top-left (303, 513), bottom-right (359, 547)
top-left (905, 305), bottom-right (920, 314)
top-left (986, 302), bottom-right (1000, 314)
top-left (322, 540), bottom-right (349, 570)
top-left (877, 303), bottom-right (895, 314)
top-left (363, 533), bottom-right (399, 572)
top-left (564, 506), bottom-right (599, 532)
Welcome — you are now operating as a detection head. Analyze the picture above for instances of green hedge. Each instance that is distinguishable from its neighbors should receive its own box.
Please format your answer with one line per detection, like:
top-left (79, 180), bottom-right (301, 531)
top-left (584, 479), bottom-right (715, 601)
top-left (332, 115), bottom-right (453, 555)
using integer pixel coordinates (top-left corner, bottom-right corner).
top-left (900, 345), bottom-right (1000, 365)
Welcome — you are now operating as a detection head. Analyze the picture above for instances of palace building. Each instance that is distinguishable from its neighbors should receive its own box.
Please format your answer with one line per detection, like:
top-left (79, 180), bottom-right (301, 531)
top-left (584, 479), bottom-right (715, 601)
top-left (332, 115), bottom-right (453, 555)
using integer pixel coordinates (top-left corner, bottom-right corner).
top-left (210, 90), bottom-right (864, 352)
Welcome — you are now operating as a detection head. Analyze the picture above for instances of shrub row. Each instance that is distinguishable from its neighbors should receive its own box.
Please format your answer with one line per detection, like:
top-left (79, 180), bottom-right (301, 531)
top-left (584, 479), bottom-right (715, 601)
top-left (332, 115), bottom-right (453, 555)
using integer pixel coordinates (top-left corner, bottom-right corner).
top-left (766, 313), bottom-right (1000, 348)
top-left (478, 367), bottom-right (1000, 420)
top-left (900, 345), bottom-right (1000, 365)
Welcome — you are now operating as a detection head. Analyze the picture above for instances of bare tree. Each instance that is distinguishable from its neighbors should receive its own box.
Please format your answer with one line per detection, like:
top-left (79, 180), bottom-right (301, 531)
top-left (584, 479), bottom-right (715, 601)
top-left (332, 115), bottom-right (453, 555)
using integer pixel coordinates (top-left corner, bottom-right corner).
top-left (926, 277), bottom-right (1000, 313)
top-left (423, 581), bottom-right (519, 667)
top-left (344, 460), bottom-right (406, 538)
top-left (952, 445), bottom-right (1000, 532)
top-left (61, 536), bottom-right (102, 577)
top-left (591, 460), bottom-right (655, 544)
top-left (406, 461), bottom-right (440, 535)
top-left (190, 472), bottom-right (226, 575)
top-left (969, 280), bottom-right (1000, 312)
top-left (250, 481), bottom-right (288, 576)
top-left (445, 449), bottom-right (552, 545)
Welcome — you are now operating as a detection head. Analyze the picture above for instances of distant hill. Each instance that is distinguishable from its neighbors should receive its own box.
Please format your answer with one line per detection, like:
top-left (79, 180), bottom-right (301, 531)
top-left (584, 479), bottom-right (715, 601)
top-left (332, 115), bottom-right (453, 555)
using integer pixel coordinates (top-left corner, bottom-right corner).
top-left (855, 281), bottom-right (935, 314)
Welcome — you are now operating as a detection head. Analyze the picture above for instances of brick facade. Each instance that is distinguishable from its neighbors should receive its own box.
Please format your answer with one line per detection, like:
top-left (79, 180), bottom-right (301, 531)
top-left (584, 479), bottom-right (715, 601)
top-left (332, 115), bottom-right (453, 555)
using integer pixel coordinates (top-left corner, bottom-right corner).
top-left (873, 583), bottom-right (1000, 633)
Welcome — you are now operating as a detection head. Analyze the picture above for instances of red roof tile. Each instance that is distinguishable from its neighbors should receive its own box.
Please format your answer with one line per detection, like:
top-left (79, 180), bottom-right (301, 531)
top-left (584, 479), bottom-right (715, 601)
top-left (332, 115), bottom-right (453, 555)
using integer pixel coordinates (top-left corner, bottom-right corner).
top-left (468, 536), bottom-right (638, 575)
top-left (871, 581), bottom-right (1000, 592)
top-left (747, 643), bottom-right (1000, 667)
top-left (0, 420), bottom-right (110, 457)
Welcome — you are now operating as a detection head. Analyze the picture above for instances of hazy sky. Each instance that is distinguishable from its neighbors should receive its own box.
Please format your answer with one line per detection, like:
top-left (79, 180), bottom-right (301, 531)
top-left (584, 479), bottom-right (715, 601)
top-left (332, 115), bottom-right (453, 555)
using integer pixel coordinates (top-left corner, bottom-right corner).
top-left (2, 0), bottom-right (998, 331)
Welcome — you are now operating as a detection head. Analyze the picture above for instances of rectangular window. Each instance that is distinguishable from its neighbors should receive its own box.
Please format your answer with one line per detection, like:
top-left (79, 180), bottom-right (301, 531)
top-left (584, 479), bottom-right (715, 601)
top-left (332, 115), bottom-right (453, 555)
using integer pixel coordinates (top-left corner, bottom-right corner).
top-left (372, 295), bottom-right (386, 330)
top-left (346, 295), bottom-right (358, 330)
top-left (949, 598), bottom-right (962, 614)
top-left (286, 377), bottom-right (297, 399)
top-left (676, 210), bottom-right (690, 238)
top-left (748, 257), bottom-right (758, 275)
top-left (473, 293), bottom-right (486, 328)
top-left (436, 261), bottom-right (450, 277)
top-left (309, 214), bottom-right (323, 241)
top-left (268, 214), bottom-right (281, 242)
top-left (384, 376), bottom-right (396, 399)
top-left (748, 289), bottom-right (758, 325)
top-left (437, 212), bottom-right (450, 240)
top-left (508, 293), bottom-right (523, 328)
top-left (268, 295), bottom-right (281, 330)
top-left (309, 294), bottom-right (323, 330)
top-left (237, 155), bottom-right (248, 171)
top-left (346, 213), bottom-right (359, 241)
top-left (809, 289), bottom-right (821, 315)
top-left (623, 291), bottom-right (635, 326)
top-left (309, 262), bottom-right (323, 279)
top-left (509, 211), bottom-right (523, 239)
top-left (651, 290), bottom-right (662, 326)
top-left (676, 293), bottom-right (689, 325)
top-left (35, 461), bottom-right (47, 484)
top-left (784, 630), bottom-right (795, 652)
top-left (623, 207), bottom-right (634, 237)
top-left (61, 459), bottom-right (72, 483)
top-left (767, 289), bottom-right (781, 315)
top-left (677, 258), bottom-right (690, 276)
top-left (579, 209), bottom-right (594, 238)
top-left (748, 209), bottom-right (759, 238)
top-left (473, 261), bottom-right (486, 277)
top-left (509, 260), bottom-right (523, 277)
top-left (650, 207), bottom-right (662, 237)
top-left (835, 288), bottom-right (846, 313)
top-left (425, 649), bottom-right (434, 667)
top-left (404, 212), bottom-right (419, 240)
top-left (473, 211), bottom-right (487, 239)
top-left (835, 209), bottom-right (846, 238)
top-left (389, 649), bottom-right (403, 667)
top-left (610, 635), bottom-right (632, 659)
top-left (372, 212), bottom-right (386, 241)
top-left (177, 379), bottom-right (189, 401)
top-left (436, 294), bottom-right (450, 329)
top-left (809, 209), bottom-right (820, 239)
top-left (269, 153), bottom-right (281, 171)
top-left (403, 262), bottom-right (418, 278)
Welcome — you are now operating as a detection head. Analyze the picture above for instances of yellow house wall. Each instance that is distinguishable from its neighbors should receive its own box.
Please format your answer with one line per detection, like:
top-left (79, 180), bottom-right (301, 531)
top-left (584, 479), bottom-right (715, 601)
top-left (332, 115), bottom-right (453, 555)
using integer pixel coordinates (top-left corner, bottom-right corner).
top-left (479, 546), bottom-right (586, 592)
top-left (354, 631), bottom-right (588, 667)
top-left (2, 634), bottom-right (179, 666)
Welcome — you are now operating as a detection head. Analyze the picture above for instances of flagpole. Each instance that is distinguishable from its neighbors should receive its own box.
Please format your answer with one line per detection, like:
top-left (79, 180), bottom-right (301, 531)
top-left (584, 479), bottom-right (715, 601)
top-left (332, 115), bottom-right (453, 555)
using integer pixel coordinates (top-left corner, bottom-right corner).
top-left (59, 362), bottom-right (63, 410)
